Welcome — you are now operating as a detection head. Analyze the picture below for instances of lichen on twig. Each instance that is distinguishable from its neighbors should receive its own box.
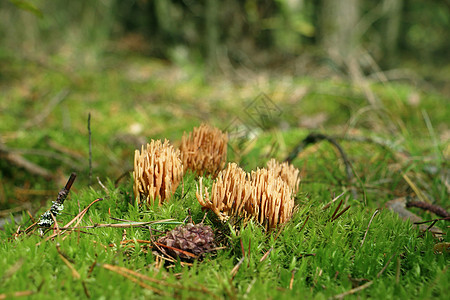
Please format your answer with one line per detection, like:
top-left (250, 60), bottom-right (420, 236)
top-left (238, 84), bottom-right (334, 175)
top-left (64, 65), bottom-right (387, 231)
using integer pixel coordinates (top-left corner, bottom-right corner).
top-left (37, 173), bottom-right (77, 235)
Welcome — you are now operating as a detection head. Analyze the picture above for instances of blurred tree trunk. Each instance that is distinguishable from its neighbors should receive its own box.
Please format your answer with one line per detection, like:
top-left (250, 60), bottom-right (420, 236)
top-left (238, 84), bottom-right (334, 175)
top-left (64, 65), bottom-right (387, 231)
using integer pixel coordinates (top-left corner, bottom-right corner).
top-left (319, 0), bottom-right (360, 65)
top-left (155, 0), bottom-right (173, 38)
top-left (205, 0), bottom-right (219, 72)
top-left (319, 0), bottom-right (382, 107)
top-left (381, 0), bottom-right (403, 67)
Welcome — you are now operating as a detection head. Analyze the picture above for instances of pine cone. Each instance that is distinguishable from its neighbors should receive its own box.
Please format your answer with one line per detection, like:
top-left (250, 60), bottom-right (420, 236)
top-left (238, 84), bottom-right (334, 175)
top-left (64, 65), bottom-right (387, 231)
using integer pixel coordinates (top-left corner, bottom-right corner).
top-left (157, 223), bottom-right (215, 260)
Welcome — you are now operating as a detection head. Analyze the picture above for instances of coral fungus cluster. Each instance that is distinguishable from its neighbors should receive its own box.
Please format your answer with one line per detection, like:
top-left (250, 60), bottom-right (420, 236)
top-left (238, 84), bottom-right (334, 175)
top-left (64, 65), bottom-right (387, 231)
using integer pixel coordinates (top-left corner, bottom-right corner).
top-left (179, 123), bottom-right (228, 176)
top-left (133, 124), bottom-right (228, 206)
top-left (196, 160), bottom-right (300, 229)
top-left (266, 158), bottom-right (300, 194)
top-left (132, 124), bottom-right (300, 231)
top-left (133, 139), bottom-right (183, 205)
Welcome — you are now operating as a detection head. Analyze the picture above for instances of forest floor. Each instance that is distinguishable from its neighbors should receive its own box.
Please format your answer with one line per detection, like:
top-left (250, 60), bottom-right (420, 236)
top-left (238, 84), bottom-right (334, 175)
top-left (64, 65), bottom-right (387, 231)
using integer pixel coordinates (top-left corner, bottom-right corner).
top-left (0, 52), bottom-right (449, 299)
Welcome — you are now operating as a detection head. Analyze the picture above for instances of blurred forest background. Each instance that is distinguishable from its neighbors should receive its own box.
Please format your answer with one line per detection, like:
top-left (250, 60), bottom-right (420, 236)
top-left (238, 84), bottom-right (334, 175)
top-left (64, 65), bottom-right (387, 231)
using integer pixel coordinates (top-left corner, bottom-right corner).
top-left (0, 0), bottom-right (449, 213)
top-left (1, 0), bottom-right (449, 87)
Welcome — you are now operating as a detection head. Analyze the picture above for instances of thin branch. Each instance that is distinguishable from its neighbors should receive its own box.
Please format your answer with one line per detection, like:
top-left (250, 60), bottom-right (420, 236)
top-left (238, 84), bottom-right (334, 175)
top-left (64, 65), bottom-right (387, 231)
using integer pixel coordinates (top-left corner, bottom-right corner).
top-left (88, 112), bottom-right (92, 186)
top-left (259, 247), bottom-right (273, 263)
top-left (37, 173), bottom-right (77, 233)
top-left (56, 243), bottom-right (80, 279)
top-left (114, 168), bottom-right (133, 187)
top-left (0, 290), bottom-right (35, 299)
top-left (230, 256), bottom-right (245, 279)
top-left (323, 191), bottom-right (346, 210)
top-left (331, 205), bottom-right (351, 222)
top-left (298, 215), bottom-right (310, 233)
top-left (97, 177), bottom-right (109, 195)
top-left (23, 89), bottom-right (70, 129)
top-left (101, 264), bottom-right (164, 295)
top-left (289, 270), bottom-right (295, 290)
top-left (285, 132), bottom-right (357, 198)
top-left (406, 201), bottom-right (449, 218)
top-left (45, 136), bottom-right (85, 161)
top-left (377, 252), bottom-right (396, 278)
top-left (52, 219), bottom-right (177, 231)
top-left (330, 199), bottom-right (343, 221)
top-left (414, 217), bottom-right (450, 224)
top-left (154, 242), bottom-right (198, 259)
top-left (418, 220), bottom-right (439, 238)
top-left (361, 209), bottom-right (379, 247)
top-left (332, 280), bottom-right (373, 299)
top-left (0, 145), bottom-right (53, 180)
top-left (36, 198), bottom-right (103, 245)
top-left (11, 148), bottom-right (84, 170)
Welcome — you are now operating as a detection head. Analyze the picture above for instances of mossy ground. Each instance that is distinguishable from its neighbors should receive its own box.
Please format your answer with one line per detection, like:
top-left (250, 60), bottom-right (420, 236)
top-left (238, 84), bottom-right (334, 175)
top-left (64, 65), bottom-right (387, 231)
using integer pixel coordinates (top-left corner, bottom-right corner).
top-left (0, 53), bottom-right (449, 299)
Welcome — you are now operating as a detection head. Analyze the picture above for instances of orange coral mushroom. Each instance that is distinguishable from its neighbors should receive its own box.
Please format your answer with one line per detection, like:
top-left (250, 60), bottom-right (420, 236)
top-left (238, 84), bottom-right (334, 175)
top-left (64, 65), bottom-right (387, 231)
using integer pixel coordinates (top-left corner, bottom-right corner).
top-left (180, 124), bottom-right (228, 176)
top-left (133, 139), bottom-right (183, 206)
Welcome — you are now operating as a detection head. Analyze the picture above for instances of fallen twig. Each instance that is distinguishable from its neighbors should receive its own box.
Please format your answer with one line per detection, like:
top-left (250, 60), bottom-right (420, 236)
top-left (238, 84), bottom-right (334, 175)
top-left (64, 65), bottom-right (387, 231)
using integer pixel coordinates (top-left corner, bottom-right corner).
top-left (121, 239), bottom-right (152, 245)
top-left (259, 247), bottom-right (273, 262)
top-left (331, 205), bottom-right (351, 222)
top-left (45, 136), bottom-right (85, 161)
top-left (285, 133), bottom-right (353, 181)
top-left (101, 263), bottom-right (217, 298)
top-left (322, 191), bottom-right (346, 210)
top-left (376, 252), bottom-right (396, 278)
top-left (49, 219), bottom-right (176, 231)
top-left (36, 198), bottom-right (103, 245)
top-left (0, 143), bottom-right (53, 180)
top-left (298, 253), bottom-right (316, 258)
top-left (0, 290), bottom-right (35, 299)
top-left (154, 242), bottom-right (198, 259)
top-left (330, 198), bottom-right (343, 221)
top-left (56, 243), bottom-right (80, 279)
top-left (297, 215), bottom-right (310, 233)
top-left (12, 148), bottom-right (83, 170)
top-left (230, 256), bottom-right (245, 279)
top-left (285, 132), bottom-right (357, 199)
top-left (361, 209), bottom-right (379, 247)
top-left (23, 89), bottom-right (70, 129)
top-left (97, 177), bottom-right (109, 195)
top-left (331, 280), bottom-right (373, 299)
top-left (402, 173), bottom-right (431, 204)
top-left (414, 217), bottom-right (450, 224)
top-left (102, 264), bottom-right (164, 295)
top-left (88, 112), bottom-right (92, 186)
top-left (418, 220), bottom-right (439, 238)
top-left (114, 168), bottom-right (133, 187)
top-left (406, 201), bottom-right (449, 218)
top-left (289, 270), bottom-right (295, 289)
top-left (37, 173), bottom-right (77, 235)
top-left (386, 197), bottom-right (444, 235)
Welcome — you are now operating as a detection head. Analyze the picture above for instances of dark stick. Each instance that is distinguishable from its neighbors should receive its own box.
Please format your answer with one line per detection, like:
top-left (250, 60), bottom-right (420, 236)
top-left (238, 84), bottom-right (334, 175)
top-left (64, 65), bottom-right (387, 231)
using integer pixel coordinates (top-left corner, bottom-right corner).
top-left (406, 201), bottom-right (449, 218)
top-left (285, 133), bottom-right (353, 181)
top-left (114, 168), bottom-right (133, 187)
top-left (37, 173), bottom-right (77, 233)
top-left (88, 112), bottom-right (92, 186)
top-left (414, 217), bottom-right (450, 224)
top-left (418, 219), bottom-right (439, 238)
top-left (331, 205), bottom-right (351, 222)
top-left (298, 215), bottom-right (310, 233)
top-left (330, 198), bottom-right (343, 221)
top-left (285, 133), bottom-right (357, 199)
top-left (56, 172), bottom-right (77, 205)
